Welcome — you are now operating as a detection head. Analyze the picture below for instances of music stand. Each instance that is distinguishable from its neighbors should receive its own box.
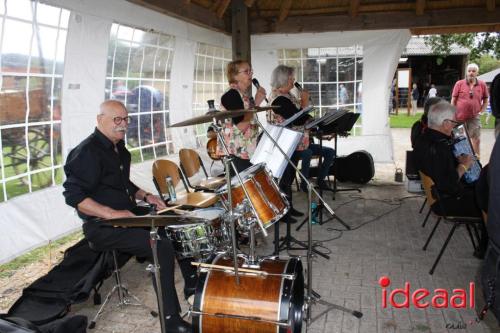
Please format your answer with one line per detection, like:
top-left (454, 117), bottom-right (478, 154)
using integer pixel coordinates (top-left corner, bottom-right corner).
top-left (320, 111), bottom-right (362, 200)
top-left (296, 110), bottom-right (352, 231)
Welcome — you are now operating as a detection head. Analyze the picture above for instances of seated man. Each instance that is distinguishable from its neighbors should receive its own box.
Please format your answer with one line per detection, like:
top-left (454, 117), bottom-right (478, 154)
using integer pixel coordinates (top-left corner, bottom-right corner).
top-left (63, 100), bottom-right (195, 333)
top-left (413, 102), bottom-right (487, 256)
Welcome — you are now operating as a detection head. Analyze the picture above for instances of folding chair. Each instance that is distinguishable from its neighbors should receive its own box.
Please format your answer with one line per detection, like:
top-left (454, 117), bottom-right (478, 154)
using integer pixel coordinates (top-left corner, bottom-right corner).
top-left (419, 171), bottom-right (482, 275)
top-left (178, 148), bottom-right (225, 192)
top-left (152, 159), bottom-right (218, 208)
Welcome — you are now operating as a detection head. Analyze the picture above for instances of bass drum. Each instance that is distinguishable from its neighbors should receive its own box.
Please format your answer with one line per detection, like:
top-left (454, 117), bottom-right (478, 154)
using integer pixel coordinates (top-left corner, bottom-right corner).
top-left (192, 254), bottom-right (304, 333)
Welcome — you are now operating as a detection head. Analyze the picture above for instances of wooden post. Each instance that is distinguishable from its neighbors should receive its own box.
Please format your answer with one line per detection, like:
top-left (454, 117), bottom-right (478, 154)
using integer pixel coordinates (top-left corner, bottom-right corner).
top-left (231, 0), bottom-right (251, 63)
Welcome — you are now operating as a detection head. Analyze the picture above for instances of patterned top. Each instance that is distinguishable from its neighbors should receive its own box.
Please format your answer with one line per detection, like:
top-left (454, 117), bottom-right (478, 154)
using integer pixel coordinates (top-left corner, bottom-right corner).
top-left (217, 85), bottom-right (260, 159)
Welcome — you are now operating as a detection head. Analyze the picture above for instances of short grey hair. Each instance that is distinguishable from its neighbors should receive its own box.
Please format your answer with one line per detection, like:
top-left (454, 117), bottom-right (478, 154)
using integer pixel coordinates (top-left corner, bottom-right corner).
top-left (495, 121), bottom-right (500, 139)
top-left (270, 65), bottom-right (294, 89)
top-left (467, 63), bottom-right (479, 71)
top-left (427, 102), bottom-right (456, 128)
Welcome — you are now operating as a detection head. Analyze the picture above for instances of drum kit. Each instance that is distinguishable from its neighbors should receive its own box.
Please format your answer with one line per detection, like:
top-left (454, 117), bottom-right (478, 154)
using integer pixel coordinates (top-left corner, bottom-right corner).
top-left (105, 105), bottom-right (362, 333)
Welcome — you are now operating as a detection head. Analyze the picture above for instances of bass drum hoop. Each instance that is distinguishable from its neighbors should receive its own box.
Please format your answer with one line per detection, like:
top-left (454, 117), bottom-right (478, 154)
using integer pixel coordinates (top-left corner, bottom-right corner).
top-left (192, 254), bottom-right (304, 333)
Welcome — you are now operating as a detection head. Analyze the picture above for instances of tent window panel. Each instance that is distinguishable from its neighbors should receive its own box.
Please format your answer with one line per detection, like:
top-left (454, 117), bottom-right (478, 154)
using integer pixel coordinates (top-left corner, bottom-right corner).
top-left (279, 46), bottom-right (363, 134)
top-left (112, 43), bottom-right (131, 77)
top-left (0, 0), bottom-right (68, 199)
top-left (128, 44), bottom-right (144, 78)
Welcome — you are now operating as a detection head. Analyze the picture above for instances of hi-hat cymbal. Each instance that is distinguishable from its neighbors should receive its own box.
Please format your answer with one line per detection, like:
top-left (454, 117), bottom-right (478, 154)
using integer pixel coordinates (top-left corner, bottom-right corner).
top-left (103, 214), bottom-right (208, 227)
top-left (169, 105), bottom-right (280, 128)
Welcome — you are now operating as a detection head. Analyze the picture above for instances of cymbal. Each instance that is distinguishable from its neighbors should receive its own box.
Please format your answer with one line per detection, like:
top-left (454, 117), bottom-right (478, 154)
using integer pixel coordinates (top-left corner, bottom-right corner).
top-left (169, 105), bottom-right (280, 128)
top-left (103, 214), bottom-right (208, 227)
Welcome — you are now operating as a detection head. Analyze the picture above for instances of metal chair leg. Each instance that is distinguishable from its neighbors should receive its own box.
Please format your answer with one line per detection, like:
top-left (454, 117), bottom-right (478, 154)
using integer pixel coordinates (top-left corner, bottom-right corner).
top-left (421, 207), bottom-right (432, 228)
top-left (419, 198), bottom-right (427, 214)
top-left (429, 224), bottom-right (458, 275)
top-left (423, 217), bottom-right (441, 251)
top-left (465, 224), bottom-right (477, 250)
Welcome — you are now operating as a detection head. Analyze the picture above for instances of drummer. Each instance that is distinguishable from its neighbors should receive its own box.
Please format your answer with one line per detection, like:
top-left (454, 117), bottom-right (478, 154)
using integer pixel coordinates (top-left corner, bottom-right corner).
top-left (218, 60), bottom-right (267, 175)
top-left (63, 100), bottom-right (195, 333)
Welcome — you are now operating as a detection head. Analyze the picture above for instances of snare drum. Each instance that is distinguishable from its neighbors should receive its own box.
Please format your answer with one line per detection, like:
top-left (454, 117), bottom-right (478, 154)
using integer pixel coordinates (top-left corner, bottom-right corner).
top-left (165, 208), bottom-right (228, 259)
top-left (216, 163), bottom-right (289, 229)
top-left (192, 254), bottom-right (304, 333)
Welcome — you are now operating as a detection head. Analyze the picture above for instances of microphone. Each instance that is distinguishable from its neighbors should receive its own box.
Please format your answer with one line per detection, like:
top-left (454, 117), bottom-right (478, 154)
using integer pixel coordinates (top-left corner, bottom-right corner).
top-left (252, 78), bottom-right (268, 103)
top-left (294, 82), bottom-right (303, 91)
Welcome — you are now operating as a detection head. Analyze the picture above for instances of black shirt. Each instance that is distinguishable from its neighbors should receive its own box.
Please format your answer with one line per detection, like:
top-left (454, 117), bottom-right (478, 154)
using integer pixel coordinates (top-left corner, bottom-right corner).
top-left (221, 89), bottom-right (244, 125)
top-left (271, 95), bottom-right (309, 127)
top-left (413, 128), bottom-right (463, 196)
top-left (63, 128), bottom-right (139, 220)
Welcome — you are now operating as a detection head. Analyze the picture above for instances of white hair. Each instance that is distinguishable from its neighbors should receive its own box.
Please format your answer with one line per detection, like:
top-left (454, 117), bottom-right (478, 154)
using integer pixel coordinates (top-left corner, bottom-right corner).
top-left (270, 65), bottom-right (294, 89)
top-left (427, 102), bottom-right (456, 128)
top-left (467, 63), bottom-right (479, 71)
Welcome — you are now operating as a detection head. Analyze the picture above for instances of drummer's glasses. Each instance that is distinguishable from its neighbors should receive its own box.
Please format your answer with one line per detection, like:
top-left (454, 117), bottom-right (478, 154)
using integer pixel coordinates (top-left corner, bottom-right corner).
top-left (113, 116), bottom-right (131, 125)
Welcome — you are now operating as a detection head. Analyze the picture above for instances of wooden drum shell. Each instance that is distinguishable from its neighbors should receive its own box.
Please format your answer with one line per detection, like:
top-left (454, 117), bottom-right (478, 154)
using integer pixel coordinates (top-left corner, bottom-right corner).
top-left (193, 255), bottom-right (304, 333)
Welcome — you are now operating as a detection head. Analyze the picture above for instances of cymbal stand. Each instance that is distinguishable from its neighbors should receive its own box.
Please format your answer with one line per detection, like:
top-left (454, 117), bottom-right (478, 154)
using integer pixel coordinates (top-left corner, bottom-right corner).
top-left (212, 120), bottom-right (269, 284)
top-left (148, 225), bottom-right (167, 333)
top-left (253, 118), bottom-right (337, 259)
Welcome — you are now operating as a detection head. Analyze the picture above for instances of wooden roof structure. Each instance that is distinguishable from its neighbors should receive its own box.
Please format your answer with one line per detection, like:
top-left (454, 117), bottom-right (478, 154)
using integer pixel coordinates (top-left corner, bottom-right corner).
top-left (127, 0), bottom-right (500, 35)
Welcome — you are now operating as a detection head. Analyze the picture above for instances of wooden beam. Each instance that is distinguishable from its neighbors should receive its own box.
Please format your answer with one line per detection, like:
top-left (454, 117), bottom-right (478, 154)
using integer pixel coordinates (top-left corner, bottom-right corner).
top-left (250, 7), bottom-right (500, 34)
top-left (231, 0), bottom-right (251, 62)
top-left (126, 0), bottom-right (229, 34)
top-left (184, 0), bottom-right (190, 4)
top-left (486, 0), bottom-right (495, 11)
top-left (244, 0), bottom-right (256, 7)
top-left (216, 0), bottom-right (231, 18)
top-left (411, 23), bottom-right (500, 35)
top-left (210, 0), bottom-right (221, 12)
top-left (349, 0), bottom-right (360, 17)
top-left (278, 0), bottom-right (293, 22)
top-left (416, 0), bottom-right (425, 16)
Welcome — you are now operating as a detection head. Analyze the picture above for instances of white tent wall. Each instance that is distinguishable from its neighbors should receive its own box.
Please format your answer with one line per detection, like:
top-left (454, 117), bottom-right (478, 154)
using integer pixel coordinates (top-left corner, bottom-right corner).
top-left (251, 30), bottom-right (410, 162)
top-left (0, 0), bottom-right (231, 264)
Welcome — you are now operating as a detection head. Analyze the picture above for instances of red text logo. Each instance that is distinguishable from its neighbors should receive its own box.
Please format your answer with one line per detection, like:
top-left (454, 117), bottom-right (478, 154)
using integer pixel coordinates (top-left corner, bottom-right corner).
top-left (379, 276), bottom-right (475, 309)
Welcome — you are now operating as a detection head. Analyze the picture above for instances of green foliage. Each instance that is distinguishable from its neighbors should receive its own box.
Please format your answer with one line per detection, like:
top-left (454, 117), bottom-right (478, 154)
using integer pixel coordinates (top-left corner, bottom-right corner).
top-left (476, 55), bottom-right (500, 74)
top-left (389, 112), bottom-right (494, 129)
top-left (424, 33), bottom-right (500, 62)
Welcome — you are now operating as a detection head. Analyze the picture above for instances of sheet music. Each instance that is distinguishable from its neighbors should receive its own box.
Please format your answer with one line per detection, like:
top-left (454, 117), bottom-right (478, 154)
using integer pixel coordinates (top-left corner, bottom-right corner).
top-left (250, 125), bottom-right (302, 178)
top-left (279, 106), bottom-right (315, 127)
top-left (451, 124), bottom-right (481, 183)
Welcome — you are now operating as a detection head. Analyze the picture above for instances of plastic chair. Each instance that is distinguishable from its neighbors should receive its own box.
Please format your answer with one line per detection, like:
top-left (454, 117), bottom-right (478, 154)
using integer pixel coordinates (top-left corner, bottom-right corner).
top-left (178, 148), bottom-right (225, 192)
top-left (419, 171), bottom-right (482, 275)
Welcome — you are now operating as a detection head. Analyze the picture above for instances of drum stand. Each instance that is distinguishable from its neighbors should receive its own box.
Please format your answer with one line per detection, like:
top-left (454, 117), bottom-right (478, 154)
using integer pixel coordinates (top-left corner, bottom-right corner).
top-left (253, 118), bottom-right (362, 327)
top-left (148, 226), bottom-right (167, 333)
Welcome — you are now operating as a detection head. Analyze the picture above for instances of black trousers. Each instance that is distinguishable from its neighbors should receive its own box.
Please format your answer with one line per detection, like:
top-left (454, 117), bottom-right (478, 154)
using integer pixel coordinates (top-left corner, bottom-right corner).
top-left (82, 221), bottom-right (196, 315)
top-left (279, 154), bottom-right (300, 205)
top-left (228, 156), bottom-right (252, 177)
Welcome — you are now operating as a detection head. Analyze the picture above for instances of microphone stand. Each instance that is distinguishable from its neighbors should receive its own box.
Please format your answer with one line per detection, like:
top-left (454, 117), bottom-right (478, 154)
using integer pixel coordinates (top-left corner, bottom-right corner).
top-left (253, 117), bottom-right (363, 326)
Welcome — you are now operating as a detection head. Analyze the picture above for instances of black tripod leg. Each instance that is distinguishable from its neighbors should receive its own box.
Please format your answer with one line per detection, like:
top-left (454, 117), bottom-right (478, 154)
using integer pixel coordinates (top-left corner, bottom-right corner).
top-left (274, 219), bottom-right (280, 255)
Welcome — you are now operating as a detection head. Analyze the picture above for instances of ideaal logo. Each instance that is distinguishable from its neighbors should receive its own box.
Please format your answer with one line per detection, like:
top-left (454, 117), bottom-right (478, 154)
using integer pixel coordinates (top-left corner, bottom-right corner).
top-left (379, 276), bottom-right (475, 309)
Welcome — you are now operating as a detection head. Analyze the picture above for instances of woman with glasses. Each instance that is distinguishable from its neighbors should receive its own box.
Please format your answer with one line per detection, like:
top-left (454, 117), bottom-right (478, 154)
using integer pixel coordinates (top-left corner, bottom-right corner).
top-left (218, 60), bottom-right (267, 174)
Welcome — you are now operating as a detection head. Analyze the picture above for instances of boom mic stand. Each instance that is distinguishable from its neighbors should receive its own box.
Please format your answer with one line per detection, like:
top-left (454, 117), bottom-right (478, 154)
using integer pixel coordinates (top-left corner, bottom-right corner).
top-left (252, 117), bottom-right (363, 326)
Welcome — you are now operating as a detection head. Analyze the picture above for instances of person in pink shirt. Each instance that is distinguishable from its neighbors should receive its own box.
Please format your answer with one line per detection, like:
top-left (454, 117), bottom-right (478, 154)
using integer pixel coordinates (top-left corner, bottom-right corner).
top-left (451, 63), bottom-right (489, 156)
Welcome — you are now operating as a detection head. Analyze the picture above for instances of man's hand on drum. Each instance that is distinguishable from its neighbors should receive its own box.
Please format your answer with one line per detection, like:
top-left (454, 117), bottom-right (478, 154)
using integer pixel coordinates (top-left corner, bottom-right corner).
top-left (146, 194), bottom-right (167, 210)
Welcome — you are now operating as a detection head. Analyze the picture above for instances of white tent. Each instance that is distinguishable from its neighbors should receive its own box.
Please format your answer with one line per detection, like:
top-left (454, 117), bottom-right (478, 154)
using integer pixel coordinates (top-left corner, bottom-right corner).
top-left (0, 0), bottom-right (409, 263)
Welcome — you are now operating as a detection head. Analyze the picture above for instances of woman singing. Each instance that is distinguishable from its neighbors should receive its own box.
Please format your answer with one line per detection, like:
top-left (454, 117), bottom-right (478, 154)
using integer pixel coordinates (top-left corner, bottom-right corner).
top-left (270, 65), bottom-right (335, 205)
top-left (217, 60), bottom-right (266, 175)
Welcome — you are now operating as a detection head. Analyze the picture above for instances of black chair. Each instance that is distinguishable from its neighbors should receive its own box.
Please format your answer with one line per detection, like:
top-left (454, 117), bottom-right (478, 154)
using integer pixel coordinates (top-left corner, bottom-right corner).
top-left (419, 172), bottom-right (483, 275)
top-left (87, 243), bottom-right (157, 329)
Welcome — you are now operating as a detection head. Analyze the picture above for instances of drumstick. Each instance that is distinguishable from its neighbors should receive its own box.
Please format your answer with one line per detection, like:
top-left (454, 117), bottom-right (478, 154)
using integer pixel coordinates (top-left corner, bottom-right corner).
top-left (191, 262), bottom-right (269, 276)
top-left (156, 205), bottom-right (183, 214)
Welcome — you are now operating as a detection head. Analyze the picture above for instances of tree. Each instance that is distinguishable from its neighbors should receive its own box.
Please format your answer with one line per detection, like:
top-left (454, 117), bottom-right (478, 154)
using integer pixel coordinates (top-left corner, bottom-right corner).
top-left (424, 33), bottom-right (500, 63)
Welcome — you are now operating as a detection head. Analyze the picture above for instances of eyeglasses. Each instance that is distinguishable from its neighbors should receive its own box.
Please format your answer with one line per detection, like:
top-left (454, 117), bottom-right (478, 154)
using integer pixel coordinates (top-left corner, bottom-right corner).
top-left (238, 68), bottom-right (253, 75)
top-left (444, 119), bottom-right (460, 125)
top-left (112, 116), bottom-right (131, 125)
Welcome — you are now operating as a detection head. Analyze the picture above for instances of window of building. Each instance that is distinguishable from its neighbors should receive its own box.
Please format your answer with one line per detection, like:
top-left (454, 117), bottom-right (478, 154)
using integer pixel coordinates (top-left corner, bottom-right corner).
top-left (192, 43), bottom-right (231, 146)
top-left (278, 46), bottom-right (363, 135)
top-left (0, 0), bottom-right (69, 201)
top-left (106, 24), bottom-right (175, 162)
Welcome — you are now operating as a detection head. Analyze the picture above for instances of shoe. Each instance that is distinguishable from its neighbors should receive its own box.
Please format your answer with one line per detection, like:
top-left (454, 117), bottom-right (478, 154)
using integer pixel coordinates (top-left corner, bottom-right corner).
top-left (165, 315), bottom-right (192, 333)
top-left (290, 207), bottom-right (304, 217)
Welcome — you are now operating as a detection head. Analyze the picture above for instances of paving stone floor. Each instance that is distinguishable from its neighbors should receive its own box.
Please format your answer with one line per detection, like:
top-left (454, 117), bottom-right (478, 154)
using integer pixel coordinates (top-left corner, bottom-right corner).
top-left (70, 127), bottom-right (499, 333)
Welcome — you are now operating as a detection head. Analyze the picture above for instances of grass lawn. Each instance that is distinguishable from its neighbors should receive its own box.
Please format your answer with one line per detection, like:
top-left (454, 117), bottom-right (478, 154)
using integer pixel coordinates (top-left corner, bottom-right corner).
top-left (390, 112), bottom-right (495, 129)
